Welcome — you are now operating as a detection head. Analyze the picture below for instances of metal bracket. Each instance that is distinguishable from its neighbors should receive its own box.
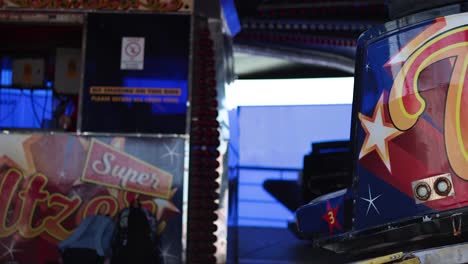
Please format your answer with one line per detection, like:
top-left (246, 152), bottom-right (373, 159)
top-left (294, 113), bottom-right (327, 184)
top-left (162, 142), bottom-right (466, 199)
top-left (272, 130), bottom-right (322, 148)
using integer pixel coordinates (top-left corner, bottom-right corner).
top-left (452, 213), bottom-right (463, 237)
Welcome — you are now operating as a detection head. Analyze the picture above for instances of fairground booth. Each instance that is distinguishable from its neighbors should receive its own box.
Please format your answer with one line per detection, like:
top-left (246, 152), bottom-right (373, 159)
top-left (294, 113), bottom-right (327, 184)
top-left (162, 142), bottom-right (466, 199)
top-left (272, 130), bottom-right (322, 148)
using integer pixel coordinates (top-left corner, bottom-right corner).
top-left (0, 0), bottom-right (237, 263)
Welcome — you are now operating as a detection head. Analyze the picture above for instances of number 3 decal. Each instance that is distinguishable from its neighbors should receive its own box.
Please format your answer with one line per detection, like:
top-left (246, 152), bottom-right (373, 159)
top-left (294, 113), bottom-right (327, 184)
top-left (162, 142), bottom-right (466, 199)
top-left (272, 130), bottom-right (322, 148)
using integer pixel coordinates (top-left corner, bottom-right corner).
top-left (328, 211), bottom-right (335, 225)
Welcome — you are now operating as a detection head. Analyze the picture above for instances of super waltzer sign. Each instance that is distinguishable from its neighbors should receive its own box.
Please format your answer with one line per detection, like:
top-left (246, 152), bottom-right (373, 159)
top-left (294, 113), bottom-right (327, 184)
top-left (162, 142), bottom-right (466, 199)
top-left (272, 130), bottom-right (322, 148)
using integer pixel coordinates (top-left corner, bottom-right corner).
top-left (0, 136), bottom-right (177, 242)
top-left (82, 139), bottom-right (173, 199)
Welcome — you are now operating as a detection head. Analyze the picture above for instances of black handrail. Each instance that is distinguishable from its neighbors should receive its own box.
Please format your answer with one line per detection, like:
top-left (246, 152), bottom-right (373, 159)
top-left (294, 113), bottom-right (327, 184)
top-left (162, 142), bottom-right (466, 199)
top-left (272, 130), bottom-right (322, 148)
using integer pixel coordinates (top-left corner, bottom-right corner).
top-left (229, 165), bottom-right (301, 172)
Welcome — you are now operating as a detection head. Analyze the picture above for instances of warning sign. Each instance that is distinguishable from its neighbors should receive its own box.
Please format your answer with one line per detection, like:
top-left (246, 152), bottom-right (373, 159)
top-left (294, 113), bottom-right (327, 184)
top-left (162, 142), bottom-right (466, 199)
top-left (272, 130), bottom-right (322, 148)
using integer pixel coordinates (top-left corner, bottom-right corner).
top-left (121, 37), bottom-right (145, 70)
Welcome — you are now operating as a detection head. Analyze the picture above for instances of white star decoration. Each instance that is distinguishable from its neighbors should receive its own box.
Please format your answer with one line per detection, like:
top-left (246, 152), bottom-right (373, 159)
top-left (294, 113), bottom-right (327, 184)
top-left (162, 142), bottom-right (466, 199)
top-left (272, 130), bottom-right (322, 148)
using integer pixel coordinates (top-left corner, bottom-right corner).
top-left (0, 239), bottom-right (22, 260)
top-left (110, 137), bottom-right (126, 150)
top-left (360, 185), bottom-right (382, 216)
top-left (154, 198), bottom-right (180, 220)
top-left (154, 188), bottom-right (180, 220)
top-left (0, 135), bottom-right (30, 173)
top-left (359, 95), bottom-right (403, 173)
top-left (160, 142), bottom-right (181, 165)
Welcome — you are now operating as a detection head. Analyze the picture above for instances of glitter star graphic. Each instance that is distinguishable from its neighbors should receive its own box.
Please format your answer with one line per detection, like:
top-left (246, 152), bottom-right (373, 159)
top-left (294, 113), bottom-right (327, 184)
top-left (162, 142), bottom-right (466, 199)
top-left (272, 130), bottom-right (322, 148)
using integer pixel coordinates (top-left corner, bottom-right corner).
top-left (161, 244), bottom-right (179, 263)
top-left (321, 201), bottom-right (342, 234)
top-left (360, 185), bottom-right (382, 216)
top-left (160, 142), bottom-right (181, 165)
top-left (359, 95), bottom-right (403, 173)
top-left (365, 63), bottom-right (371, 72)
top-left (0, 239), bottom-right (22, 260)
top-left (59, 170), bottom-right (66, 179)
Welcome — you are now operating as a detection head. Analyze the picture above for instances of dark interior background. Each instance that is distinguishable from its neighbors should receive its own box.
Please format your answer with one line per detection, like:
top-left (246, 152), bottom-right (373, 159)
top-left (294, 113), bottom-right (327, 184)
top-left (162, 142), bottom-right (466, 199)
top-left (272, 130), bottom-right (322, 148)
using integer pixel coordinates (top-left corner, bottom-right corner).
top-left (232, 0), bottom-right (390, 79)
top-left (231, 0), bottom-right (468, 80)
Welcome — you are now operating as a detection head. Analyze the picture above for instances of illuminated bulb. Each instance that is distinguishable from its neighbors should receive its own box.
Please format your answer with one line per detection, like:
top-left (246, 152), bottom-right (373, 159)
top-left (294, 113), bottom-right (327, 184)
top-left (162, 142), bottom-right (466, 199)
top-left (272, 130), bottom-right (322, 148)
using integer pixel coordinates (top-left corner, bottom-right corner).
top-left (436, 181), bottom-right (448, 193)
top-left (415, 182), bottom-right (431, 201)
top-left (417, 185), bottom-right (428, 197)
top-left (434, 177), bottom-right (452, 196)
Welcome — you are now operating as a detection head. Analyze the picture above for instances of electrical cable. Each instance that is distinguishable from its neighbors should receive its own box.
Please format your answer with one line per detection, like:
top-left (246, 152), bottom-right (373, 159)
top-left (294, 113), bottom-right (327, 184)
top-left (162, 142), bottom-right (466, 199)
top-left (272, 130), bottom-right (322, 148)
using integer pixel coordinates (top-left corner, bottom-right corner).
top-left (29, 89), bottom-right (44, 128)
top-left (40, 87), bottom-right (49, 128)
top-left (0, 89), bottom-right (18, 124)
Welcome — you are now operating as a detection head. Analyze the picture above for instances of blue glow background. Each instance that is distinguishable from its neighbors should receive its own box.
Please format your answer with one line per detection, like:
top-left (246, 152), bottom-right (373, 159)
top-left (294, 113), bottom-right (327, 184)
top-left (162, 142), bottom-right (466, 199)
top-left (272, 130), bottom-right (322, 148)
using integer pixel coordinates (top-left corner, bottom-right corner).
top-left (230, 105), bottom-right (352, 227)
